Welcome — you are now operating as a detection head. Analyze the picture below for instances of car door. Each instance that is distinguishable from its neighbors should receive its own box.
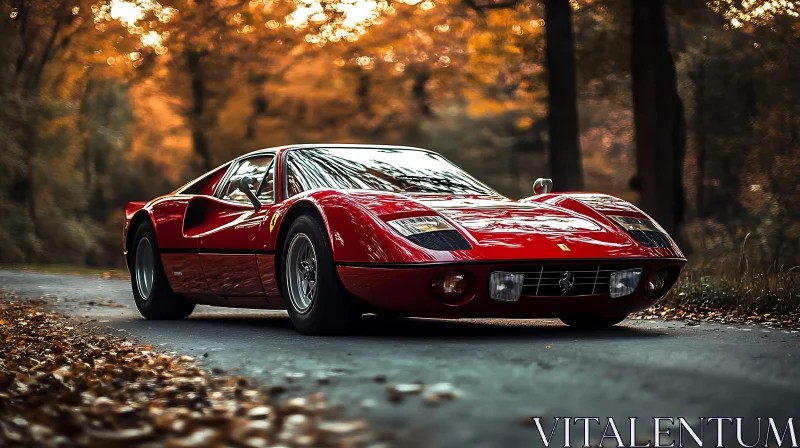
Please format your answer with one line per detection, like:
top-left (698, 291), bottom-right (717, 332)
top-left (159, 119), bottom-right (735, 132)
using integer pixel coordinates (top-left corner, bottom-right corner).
top-left (199, 154), bottom-right (276, 296)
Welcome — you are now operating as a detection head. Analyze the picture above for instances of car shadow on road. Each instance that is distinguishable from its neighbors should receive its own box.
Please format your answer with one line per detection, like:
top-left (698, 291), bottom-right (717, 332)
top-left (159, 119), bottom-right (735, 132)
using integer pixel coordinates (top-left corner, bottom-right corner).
top-left (356, 316), bottom-right (666, 341)
top-left (177, 312), bottom-right (667, 342)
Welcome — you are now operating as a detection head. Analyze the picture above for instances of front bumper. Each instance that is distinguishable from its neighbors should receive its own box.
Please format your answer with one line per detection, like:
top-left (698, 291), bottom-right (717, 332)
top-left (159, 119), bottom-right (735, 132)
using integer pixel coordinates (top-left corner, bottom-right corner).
top-left (337, 258), bottom-right (685, 318)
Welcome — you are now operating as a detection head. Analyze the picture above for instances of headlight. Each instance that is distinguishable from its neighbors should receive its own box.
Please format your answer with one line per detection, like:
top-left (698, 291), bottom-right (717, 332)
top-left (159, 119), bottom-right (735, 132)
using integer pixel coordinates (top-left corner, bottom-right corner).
top-left (387, 216), bottom-right (454, 236)
top-left (387, 216), bottom-right (471, 251)
top-left (489, 271), bottom-right (525, 302)
top-left (609, 215), bottom-right (672, 249)
top-left (609, 215), bottom-right (661, 232)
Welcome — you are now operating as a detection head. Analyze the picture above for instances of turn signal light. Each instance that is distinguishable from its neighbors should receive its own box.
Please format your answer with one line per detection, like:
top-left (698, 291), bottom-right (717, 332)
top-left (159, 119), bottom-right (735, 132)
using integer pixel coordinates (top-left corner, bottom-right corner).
top-left (489, 271), bottom-right (525, 302)
top-left (430, 270), bottom-right (470, 304)
top-left (609, 268), bottom-right (642, 298)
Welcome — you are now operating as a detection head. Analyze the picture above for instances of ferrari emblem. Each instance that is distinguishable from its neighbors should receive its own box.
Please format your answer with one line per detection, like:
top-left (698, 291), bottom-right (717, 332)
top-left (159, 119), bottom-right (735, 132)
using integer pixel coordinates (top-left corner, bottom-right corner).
top-left (558, 244), bottom-right (570, 251)
top-left (559, 271), bottom-right (575, 294)
top-left (269, 211), bottom-right (280, 232)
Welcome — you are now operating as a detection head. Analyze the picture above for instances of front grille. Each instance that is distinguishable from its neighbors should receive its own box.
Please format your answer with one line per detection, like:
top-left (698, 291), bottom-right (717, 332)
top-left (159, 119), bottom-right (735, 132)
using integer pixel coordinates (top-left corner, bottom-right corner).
top-left (505, 264), bottom-right (637, 297)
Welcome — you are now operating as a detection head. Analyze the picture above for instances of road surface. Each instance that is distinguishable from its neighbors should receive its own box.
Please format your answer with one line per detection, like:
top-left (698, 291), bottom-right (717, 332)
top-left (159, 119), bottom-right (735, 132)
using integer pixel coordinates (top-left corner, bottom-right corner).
top-left (1, 269), bottom-right (799, 447)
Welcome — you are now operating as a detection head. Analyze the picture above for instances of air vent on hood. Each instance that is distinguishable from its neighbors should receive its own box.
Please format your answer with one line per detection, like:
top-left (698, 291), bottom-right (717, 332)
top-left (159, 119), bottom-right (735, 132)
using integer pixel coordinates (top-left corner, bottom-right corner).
top-left (407, 230), bottom-right (472, 251)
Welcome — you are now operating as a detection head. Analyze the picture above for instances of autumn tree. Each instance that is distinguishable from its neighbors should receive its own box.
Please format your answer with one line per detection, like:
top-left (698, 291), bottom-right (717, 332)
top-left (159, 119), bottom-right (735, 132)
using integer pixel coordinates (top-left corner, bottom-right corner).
top-left (294, 0), bottom-right (585, 191)
top-left (458, 0), bottom-right (584, 190)
top-left (94, 0), bottom-right (302, 172)
top-left (3, 1), bottom-right (93, 234)
top-left (0, 0), bottom-right (147, 262)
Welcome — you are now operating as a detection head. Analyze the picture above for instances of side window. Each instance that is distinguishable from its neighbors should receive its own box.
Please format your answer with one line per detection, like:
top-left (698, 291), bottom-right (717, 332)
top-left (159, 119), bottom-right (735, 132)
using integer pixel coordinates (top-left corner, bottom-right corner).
top-left (286, 154), bottom-right (303, 198)
top-left (285, 152), bottom-right (309, 198)
top-left (222, 155), bottom-right (274, 203)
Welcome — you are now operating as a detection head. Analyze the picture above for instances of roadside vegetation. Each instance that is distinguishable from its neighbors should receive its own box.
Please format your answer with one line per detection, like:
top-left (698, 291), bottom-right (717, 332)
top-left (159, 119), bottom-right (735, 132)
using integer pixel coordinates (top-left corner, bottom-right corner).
top-left (638, 236), bottom-right (800, 328)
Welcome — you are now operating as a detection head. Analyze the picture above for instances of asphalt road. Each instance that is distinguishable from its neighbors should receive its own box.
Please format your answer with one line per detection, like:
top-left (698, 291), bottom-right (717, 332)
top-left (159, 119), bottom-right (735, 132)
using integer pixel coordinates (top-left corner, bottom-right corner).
top-left (1, 269), bottom-right (799, 447)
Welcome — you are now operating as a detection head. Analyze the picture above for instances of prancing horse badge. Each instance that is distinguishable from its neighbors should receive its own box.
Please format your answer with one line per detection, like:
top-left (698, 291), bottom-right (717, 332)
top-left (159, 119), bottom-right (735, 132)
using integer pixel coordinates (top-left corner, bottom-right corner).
top-left (269, 211), bottom-right (280, 232)
top-left (559, 271), bottom-right (575, 294)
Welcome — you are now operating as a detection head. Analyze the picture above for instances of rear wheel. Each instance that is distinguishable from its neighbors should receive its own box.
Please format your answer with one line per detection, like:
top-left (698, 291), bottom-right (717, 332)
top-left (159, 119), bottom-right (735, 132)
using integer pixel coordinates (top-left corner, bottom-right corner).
top-left (560, 315), bottom-right (627, 329)
top-left (130, 222), bottom-right (195, 320)
top-left (281, 215), bottom-right (360, 335)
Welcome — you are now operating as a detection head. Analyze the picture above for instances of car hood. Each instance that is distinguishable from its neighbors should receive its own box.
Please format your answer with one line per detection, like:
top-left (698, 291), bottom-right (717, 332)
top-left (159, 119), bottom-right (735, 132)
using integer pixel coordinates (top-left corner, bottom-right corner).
top-left (415, 196), bottom-right (642, 258)
top-left (338, 191), bottom-right (678, 261)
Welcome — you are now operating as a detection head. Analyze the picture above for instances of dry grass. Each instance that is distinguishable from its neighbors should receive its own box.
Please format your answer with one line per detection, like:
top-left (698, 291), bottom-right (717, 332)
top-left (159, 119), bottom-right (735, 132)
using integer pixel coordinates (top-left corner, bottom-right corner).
top-left (665, 261), bottom-right (800, 314)
top-left (642, 230), bottom-right (800, 328)
top-left (665, 230), bottom-right (800, 315)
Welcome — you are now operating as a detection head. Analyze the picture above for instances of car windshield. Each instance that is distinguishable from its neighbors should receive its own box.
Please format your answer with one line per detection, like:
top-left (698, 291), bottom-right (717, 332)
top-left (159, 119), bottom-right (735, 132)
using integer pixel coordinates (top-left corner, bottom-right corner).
top-left (285, 147), bottom-right (498, 197)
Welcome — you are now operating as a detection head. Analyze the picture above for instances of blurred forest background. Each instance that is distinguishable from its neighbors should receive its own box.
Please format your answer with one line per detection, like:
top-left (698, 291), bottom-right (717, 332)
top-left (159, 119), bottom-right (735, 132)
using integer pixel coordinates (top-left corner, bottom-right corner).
top-left (0, 0), bottom-right (798, 300)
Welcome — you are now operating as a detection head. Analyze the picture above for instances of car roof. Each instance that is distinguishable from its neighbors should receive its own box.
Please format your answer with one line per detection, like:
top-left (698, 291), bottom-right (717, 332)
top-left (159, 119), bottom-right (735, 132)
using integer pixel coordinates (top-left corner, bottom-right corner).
top-left (236, 143), bottom-right (439, 160)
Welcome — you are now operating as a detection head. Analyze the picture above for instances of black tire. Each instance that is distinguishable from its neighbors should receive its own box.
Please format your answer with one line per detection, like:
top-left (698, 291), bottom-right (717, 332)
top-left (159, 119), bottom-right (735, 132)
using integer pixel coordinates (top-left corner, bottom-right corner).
top-left (281, 215), bottom-right (360, 335)
top-left (130, 221), bottom-right (195, 320)
top-left (560, 315), bottom-right (627, 329)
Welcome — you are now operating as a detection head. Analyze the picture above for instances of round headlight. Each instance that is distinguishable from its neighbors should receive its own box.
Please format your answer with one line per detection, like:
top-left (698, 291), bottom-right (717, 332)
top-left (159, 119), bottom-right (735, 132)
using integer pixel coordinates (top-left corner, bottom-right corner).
top-left (430, 270), bottom-right (470, 304)
top-left (645, 269), bottom-right (669, 298)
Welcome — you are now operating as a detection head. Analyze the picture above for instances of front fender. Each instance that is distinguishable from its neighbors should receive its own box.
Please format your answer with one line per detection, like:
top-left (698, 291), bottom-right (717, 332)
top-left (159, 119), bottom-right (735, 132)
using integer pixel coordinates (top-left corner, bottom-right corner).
top-left (521, 193), bottom-right (684, 259)
top-left (265, 190), bottom-right (452, 264)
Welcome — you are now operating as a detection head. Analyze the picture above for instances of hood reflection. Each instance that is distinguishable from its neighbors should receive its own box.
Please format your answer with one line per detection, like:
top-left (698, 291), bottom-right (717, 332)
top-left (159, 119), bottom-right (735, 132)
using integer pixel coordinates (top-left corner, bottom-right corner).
top-left (415, 196), bottom-right (603, 234)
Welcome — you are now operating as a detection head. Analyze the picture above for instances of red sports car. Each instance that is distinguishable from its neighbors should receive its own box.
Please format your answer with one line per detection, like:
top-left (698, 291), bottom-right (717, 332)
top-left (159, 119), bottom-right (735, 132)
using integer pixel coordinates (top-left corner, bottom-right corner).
top-left (124, 144), bottom-right (685, 334)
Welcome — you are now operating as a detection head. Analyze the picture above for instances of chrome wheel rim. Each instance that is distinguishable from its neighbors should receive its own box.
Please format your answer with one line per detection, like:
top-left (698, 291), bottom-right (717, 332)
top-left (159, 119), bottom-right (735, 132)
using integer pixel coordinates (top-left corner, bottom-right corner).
top-left (286, 233), bottom-right (317, 314)
top-left (135, 237), bottom-right (155, 300)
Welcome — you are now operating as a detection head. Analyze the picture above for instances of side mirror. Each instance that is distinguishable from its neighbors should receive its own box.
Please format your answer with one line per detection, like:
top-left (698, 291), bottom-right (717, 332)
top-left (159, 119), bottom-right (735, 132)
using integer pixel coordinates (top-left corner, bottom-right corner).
top-left (240, 175), bottom-right (262, 210)
top-left (533, 178), bottom-right (553, 195)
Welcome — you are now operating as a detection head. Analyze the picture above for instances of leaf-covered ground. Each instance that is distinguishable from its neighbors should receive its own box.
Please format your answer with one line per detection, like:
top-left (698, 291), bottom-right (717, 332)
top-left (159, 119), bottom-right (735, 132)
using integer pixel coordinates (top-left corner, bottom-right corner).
top-left (631, 268), bottom-right (800, 329)
top-left (0, 297), bottom-right (392, 447)
top-left (633, 304), bottom-right (800, 329)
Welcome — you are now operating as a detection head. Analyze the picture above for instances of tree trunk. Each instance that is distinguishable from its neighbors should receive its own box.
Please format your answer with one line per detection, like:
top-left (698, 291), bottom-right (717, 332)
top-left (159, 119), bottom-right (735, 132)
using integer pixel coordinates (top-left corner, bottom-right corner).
top-left (357, 71), bottom-right (371, 113)
top-left (187, 49), bottom-right (212, 172)
top-left (79, 79), bottom-right (96, 192)
top-left (630, 0), bottom-right (687, 238)
top-left (26, 3), bottom-right (68, 93)
top-left (12, 119), bottom-right (38, 233)
top-left (691, 53), bottom-right (707, 217)
top-left (411, 67), bottom-right (432, 117)
top-left (245, 94), bottom-right (268, 140)
top-left (543, 0), bottom-right (584, 191)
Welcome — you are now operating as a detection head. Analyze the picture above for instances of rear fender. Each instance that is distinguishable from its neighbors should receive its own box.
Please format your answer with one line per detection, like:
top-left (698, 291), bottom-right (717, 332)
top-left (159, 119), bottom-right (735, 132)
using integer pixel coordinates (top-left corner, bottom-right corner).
top-left (123, 202), bottom-right (153, 270)
top-left (123, 196), bottom-right (191, 270)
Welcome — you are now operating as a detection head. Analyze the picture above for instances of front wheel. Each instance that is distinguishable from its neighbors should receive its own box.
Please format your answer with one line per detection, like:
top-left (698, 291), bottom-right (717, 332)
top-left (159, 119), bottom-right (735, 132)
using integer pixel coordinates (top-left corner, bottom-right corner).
top-left (560, 315), bottom-right (627, 329)
top-left (131, 222), bottom-right (195, 320)
top-left (281, 215), bottom-right (360, 335)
